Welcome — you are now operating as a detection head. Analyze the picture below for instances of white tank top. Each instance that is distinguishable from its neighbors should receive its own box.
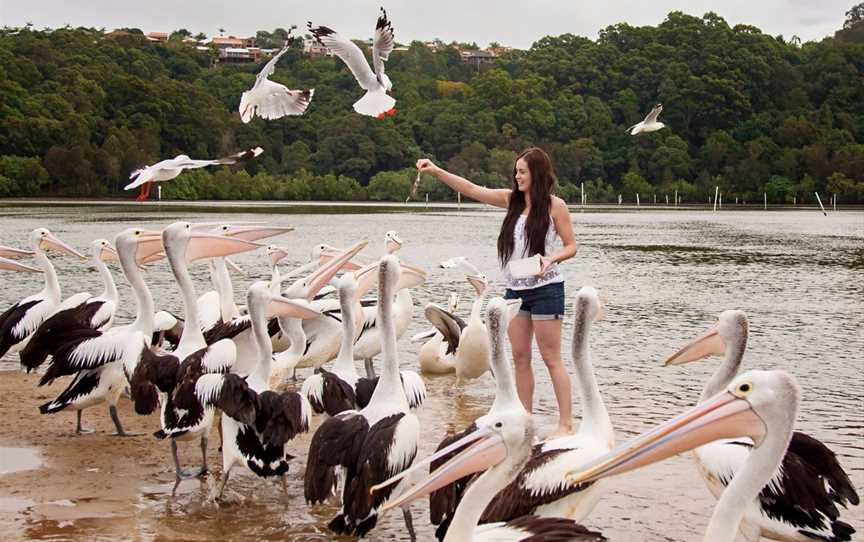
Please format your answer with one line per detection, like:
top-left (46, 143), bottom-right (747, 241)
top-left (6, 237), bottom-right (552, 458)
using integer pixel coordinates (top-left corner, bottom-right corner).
top-left (503, 214), bottom-right (564, 290)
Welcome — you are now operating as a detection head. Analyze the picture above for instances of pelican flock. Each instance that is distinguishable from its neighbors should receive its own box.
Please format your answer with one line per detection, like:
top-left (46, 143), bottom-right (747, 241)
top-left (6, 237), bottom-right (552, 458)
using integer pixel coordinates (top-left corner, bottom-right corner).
top-left (0, 5), bottom-right (859, 542)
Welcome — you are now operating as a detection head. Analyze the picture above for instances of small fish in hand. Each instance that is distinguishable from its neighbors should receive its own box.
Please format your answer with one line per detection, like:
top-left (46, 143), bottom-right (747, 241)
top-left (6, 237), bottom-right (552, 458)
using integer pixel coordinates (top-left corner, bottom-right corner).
top-left (406, 170), bottom-right (422, 202)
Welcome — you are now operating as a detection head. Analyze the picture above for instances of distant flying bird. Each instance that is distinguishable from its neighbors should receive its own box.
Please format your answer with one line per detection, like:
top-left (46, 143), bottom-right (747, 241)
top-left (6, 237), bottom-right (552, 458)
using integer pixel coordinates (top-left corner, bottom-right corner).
top-left (626, 103), bottom-right (665, 135)
top-left (239, 28), bottom-right (315, 123)
top-left (124, 147), bottom-right (263, 201)
top-left (308, 8), bottom-right (397, 119)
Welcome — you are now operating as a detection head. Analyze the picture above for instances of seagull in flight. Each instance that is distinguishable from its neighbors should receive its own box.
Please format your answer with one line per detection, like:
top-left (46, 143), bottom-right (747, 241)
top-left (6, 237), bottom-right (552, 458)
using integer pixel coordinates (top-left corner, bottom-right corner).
top-left (626, 103), bottom-right (665, 135)
top-left (124, 147), bottom-right (263, 201)
top-left (239, 27), bottom-right (314, 123)
top-left (308, 8), bottom-right (397, 119)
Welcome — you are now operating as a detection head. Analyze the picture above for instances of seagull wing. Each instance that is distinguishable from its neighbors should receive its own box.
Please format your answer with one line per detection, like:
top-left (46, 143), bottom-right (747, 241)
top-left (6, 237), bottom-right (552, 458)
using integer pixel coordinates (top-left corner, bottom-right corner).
top-left (644, 103), bottom-right (662, 123)
top-left (253, 45), bottom-right (292, 89)
top-left (372, 8), bottom-right (395, 85)
top-left (308, 23), bottom-right (376, 90)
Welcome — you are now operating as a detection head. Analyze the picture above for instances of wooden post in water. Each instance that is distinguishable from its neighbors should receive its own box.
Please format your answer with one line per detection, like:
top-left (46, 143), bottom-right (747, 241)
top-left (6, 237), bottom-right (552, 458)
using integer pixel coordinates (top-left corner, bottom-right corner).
top-left (457, 192), bottom-right (461, 211)
top-left (426, 193), bottom-right (429, 209)
top-left (719, 192), bottom-right (722, 209)
top-left (653, 193), bottom-right (656, 205)
top-left (713, 186), bottom-right (719, 212)
top-left (580, 182), bottom-right (584, 207)
top-left (833, 193), bottom-right (837, 211)
top-left (618, 194), bottom-right (622, 205)
top-left (674, 189), bottom-right (678, 208)
top-left (665, 194), bottom-right (669, 205)
top-left (814, 192), bottom-right (827, 216)
top-left (636, 193), bottom-right (640, 207)
top-left (793, 195), bottom-right (796, 207)
top-left (764, 192), bottom-right (767, 210)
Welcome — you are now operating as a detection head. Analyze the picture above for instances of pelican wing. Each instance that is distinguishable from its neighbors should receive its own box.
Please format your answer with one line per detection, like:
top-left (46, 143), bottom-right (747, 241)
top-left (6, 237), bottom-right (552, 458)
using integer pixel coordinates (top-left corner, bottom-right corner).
top-left (308, 24), bottom-right (376, 89)
top-left (304, 411), bottom-right (370, 504)
top-left (195, 373), bottom-right (258, 425)
top-left (424, 304), bottom-right (464, 355)
top-left (38, 327), bottom-right (128, 385)
top-left (372, 8), bottom-right (395, 85)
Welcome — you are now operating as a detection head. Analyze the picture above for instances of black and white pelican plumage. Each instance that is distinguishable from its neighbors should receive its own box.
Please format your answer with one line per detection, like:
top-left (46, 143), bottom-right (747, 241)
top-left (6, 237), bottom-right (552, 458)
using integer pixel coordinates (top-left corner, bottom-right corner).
top-left (0, 228), bottom-right (85, 360)
top-left (439, 257), bottom-right (491, 384)
top-left (664, 310), bottom-right (858, 541)
top-left (129, 222), bottom-right (262, 487)
top-left (564, 370), bottom-right (805, 542)
top-left (415, 293), bottom-right (462, 375)
top-left (239, 28), bottom-right (314, 123)
top-left (124, 147), bottom-right (263, 201)
top-left (373, 297), bottom-right (605, 542)
top-left (196, 281), bottom-right (320, 498)
top-left (21, 239), bottom-right (120, 371)
top-left (308, 8), bottom-right (397, 119)
top-left (626, 103), bottom-right (665, 135)
top-left (304, 255), bottom-right (421, 539)
top-left (26, 229), bottom-right (164, 435)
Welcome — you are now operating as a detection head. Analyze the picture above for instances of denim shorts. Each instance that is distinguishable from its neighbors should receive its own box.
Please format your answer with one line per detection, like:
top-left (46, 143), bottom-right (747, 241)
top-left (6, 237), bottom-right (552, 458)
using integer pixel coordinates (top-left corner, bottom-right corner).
top-left (504, 281), bottom-right (565, 320)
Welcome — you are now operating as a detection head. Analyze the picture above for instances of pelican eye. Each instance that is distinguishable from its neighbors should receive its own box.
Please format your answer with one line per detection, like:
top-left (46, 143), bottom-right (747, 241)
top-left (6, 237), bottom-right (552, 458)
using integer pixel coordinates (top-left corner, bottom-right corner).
top-left (494, 422), bottom-right (503, 429)
top-left (736, 382), bottom-right (752, 395)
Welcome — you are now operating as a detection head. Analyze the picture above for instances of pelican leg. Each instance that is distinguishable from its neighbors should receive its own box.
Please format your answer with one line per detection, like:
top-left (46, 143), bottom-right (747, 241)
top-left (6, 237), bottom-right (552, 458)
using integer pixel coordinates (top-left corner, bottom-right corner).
top-left (291, 368), bottom-right (297, 381)
top-left (217, 467), bottom-right (231, 499)
top-left (364, 358), bottom-right (376, 379)
top-left (109, 405), bottom-right (140, 437)
top-left (402, 507), bottom-right (416, 542)
top-left (75, 411), bottom-right (95, 434)
top-left (199, 435), bottom-right (209, 476)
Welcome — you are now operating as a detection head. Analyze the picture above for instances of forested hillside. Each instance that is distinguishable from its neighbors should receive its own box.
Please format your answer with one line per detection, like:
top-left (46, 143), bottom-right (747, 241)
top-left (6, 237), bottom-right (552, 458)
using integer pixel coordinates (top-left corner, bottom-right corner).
top-left (1, 7), bottom-right (862, 202)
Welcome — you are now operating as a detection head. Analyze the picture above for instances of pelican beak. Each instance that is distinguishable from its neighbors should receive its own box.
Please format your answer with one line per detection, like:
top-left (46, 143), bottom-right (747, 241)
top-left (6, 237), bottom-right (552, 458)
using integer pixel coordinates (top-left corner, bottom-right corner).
top-left (0, 256), bottom-right (42, 273)
top-left (304, 240), bottom-right (368, 299)
top-left (0, 246), bottom-right (34, 259)
top-left (353, 261), bottom-right (379, 298)
top-left (375, 426), bottom-right (506, 512)
top-left (505, 298), bottom-right (523, 321)
top-left (265, 296), bottom-right (321, 320)
top-left (410, 329), bottom-right (437, 343)
top-left (319, 246), bottom-right (366, 271)
top-left (185, 232), bottom-right (262, 263)
top-left (41, 233), bottom-right (86, 260)
top-left (191, 221), bottom-right (265, 231)
top-left (225, 258), bottom-right (245, 275)
top-left (134, 232), bottom-right (166, 265)
top-left (466, 275), bottom-right (487, 296)
top-left (395, 262), bottom-right (426, 290)
top-left (268, 245), bottom-right (290, 267)
top-left (100, 244), bottom-right (120, 262)
top-left (564, 390), bottom-right (765, 487)
top-left (664, 325), bottom-right (724, 366)
top-left (222, 225), bottom-right (295, 242)
top-left (385, 234), bottom-right (403, 254)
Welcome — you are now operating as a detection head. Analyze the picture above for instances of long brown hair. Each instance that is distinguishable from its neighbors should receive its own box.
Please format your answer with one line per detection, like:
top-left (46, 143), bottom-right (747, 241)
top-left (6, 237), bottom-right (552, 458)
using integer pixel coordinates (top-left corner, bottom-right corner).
top-left (497, 147), bottom-right (557, 266)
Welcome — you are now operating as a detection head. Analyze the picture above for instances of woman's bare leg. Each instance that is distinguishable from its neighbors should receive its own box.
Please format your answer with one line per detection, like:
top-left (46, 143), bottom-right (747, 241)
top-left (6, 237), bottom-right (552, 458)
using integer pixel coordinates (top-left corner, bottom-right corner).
top-left (533, 318), bottom-right (574, 437)
top-left (508, 314), bottom-right (534, 412)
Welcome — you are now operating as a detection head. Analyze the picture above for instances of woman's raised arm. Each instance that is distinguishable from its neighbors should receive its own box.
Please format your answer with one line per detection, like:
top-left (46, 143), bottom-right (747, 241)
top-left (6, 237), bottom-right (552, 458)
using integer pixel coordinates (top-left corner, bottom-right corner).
top-left (416, 159), bottom-right (510, 209)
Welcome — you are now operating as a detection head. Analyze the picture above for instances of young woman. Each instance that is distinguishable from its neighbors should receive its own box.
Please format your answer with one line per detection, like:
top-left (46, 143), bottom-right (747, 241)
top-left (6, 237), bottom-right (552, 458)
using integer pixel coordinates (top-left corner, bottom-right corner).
top-left (416, 148), bottom-right (577, 438)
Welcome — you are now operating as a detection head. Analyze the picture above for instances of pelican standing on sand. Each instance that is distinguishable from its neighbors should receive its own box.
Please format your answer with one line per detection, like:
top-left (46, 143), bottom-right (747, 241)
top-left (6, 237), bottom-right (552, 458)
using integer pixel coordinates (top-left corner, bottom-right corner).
top-left (373, 297), bottom-right (605, 542)
top-left (664, 310), bottom-right (858, 541)
top-left (440, 257), bottom-right (491, 385)
top-left (0, 228), bottom-right (85, 359)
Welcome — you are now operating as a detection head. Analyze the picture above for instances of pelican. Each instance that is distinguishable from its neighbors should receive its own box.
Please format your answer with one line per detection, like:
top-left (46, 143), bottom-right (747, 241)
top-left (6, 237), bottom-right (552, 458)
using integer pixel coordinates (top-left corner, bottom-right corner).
top-left (372, 297), bottom-right (604, 542)
top-left (564, 370), bottom-right (806, 542)
top-left (239, 28), bottom-right (314, 123)
top-left (124, 147), bottom-right (263, 201)
top-left (0, 228), bottom-right (85, 359)
top-left (415, 293), bottom-right (461, 375)
top-left (25, 229), bottom-right (163, 435)
top-left (0, 245), bottom-right (33, 259)
top-left (665, 310), bottom-right (858, 541)
top-left (304, 256), bottom-right (420, 540)
top-left (440, 257), bottom-right (491, 384)
top-left (195, 282), bottom-right (320, 498)
top-left (308, 8), bottom-right (397, 118)
top-left (626, 103), bottom-right (665, 135)
top-left (129, 222), bottom-right (262, 488)
top-left (21, 239), bottom-right (120, 371)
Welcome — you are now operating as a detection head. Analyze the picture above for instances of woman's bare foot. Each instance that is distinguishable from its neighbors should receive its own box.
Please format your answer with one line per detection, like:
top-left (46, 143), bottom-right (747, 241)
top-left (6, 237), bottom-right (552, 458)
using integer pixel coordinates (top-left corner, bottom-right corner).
top-left (545, 425), bottom-right (576, 440)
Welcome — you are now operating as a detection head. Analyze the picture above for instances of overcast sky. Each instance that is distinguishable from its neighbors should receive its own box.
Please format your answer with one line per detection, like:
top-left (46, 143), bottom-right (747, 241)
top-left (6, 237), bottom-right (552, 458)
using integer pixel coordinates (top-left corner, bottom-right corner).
top-left (0, 1), bottom-right (851, 48)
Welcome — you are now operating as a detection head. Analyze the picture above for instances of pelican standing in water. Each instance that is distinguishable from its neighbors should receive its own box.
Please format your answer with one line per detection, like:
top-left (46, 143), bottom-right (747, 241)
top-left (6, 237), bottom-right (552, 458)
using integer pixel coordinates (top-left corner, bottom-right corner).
top-left (373, 297), bottom-right (605, 542)
top-left (0, 228), bottom-right (86, 359)
top-left (664, 310), bottom-right (858, 541)
top-left (564, 370), bottom-right (805, 542)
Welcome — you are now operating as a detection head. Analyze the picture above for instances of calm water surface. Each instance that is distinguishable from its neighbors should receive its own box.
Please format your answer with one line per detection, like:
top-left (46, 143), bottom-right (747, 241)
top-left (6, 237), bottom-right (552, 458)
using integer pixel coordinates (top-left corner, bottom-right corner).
top-left (1, 203), bottom-right (862, 541)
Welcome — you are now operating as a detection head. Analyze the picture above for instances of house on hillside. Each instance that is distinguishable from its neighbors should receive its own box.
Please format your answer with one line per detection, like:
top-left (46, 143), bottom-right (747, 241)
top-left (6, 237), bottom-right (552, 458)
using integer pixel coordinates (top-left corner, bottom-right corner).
top-left (145, 31), bottom-right (168, 42)
top-left (303, 37), bottom-right (333, 57)
top-left (209, 36), bottom-right (261, 63)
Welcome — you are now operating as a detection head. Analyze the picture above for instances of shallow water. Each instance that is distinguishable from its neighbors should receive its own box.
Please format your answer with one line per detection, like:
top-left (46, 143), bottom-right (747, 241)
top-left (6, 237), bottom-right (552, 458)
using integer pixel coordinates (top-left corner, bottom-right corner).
top-left (0, 203), bottom-right (862, 541)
